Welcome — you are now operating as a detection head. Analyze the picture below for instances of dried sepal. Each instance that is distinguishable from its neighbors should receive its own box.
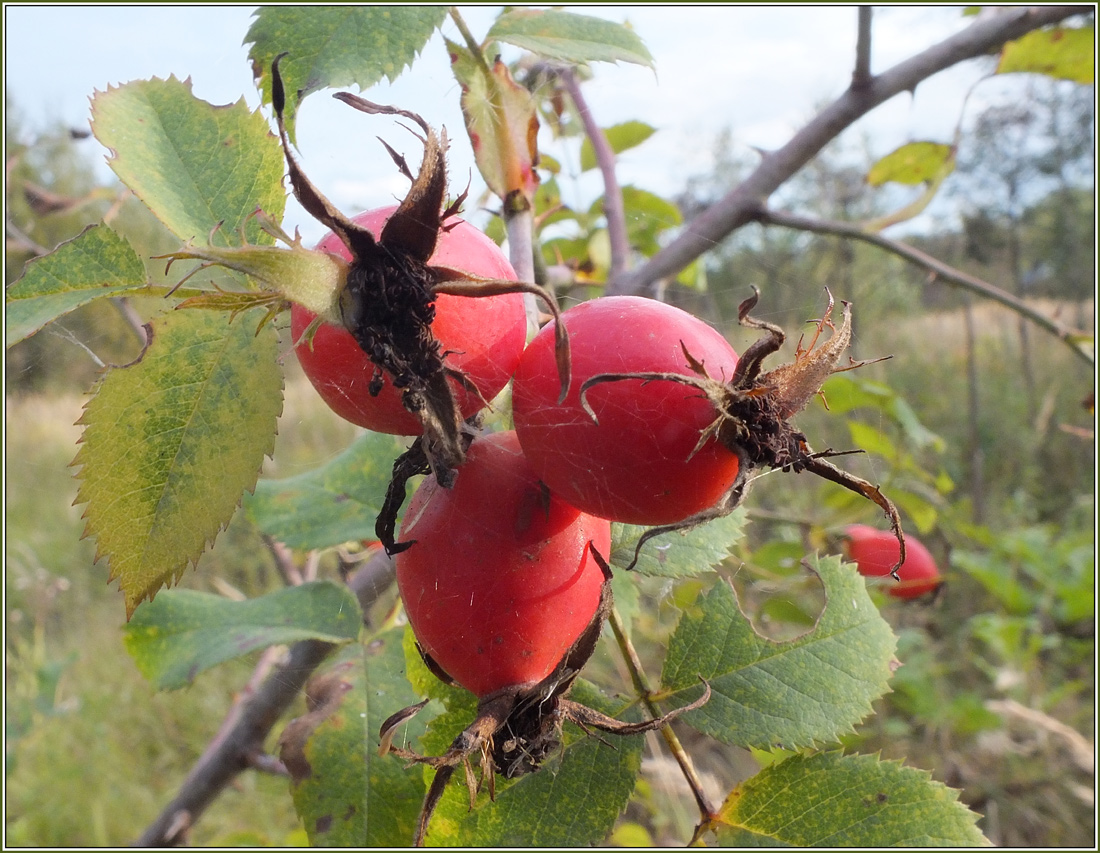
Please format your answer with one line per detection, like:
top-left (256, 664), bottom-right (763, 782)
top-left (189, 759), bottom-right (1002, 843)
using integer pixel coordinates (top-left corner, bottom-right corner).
top-left (378, 698), bottom-right (430, 757)
top-left (559, 677), bottom-right (712, 737)
top-left (268, 56), bottom-right (575, 490)
top-left (432, 269), bottom-right (572, 402)
top-left (380, 548), bottom-right (702, 846)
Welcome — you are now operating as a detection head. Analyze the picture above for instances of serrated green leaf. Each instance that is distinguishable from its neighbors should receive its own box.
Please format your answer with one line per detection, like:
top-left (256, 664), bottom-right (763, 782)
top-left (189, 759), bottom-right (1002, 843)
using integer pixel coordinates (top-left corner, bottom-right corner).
top-left (5, 225), bottom-right (149, 346)
top-left (399, 625), bottom-right (480, 762)
top-left (998, 26), bottom-right (1094, 83)
top-left (423, 681), bottom-right (644, 847)
top-left (90, 76), bottom-right (285, 244)
top-left (661, 555), bottom-right (897, 749)
top-left (611, 508), bottom-right (746, 578)
top-left (488, 9), bottom-right (654, 68)
top-left (243, 431), bottom-right (410, 551)
top-left (122, 581), bottom-right (361, 690)
top-left (282, 630), bottom-right (428, 846)
top-left (710, 752), bottom-right (987, 846)
top-left (867, 141), bottom-right (955, 187)
top-left (245, 6), bottom-right (446, 141)
top-left (579, 120), bottom-right (656, 172)
top-left (73, 309), bottom-right (283, 617)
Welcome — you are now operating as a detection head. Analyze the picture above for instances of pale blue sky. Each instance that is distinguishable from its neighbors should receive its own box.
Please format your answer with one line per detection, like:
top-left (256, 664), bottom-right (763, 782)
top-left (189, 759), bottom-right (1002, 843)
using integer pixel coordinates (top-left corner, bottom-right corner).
top-left (5, 5), bottom-right (1024, 240)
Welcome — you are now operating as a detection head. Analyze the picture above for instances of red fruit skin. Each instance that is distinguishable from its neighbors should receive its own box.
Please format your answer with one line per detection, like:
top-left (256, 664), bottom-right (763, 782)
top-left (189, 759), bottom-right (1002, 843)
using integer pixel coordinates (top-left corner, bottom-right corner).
top-left (512, 296), bottom-right (742, 525)
top-left (395, 431), bottom-right (611, 698)
top-left (292, 206), bottom-right (526, 434)
top-left (845, 524), bottom-right (943, 600)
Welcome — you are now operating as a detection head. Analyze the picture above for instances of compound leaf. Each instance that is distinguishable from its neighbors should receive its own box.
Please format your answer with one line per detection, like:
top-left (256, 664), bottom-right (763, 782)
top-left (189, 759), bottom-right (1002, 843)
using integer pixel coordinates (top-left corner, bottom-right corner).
top-left (246, 6), bottom-right (446, 140)
top-left (244, 431), bottom-right (411, 550)
top-left (611, 508), bottom-right (746, 578)
top-left (710, 751), bottom-right (987, 847)
top-left (281, 629), bottom-right (427, 846)
top-left (660, 555), bottom-right (897, 749)
top-left (488, 9), bottom-right (654, 68)
top-left (90, 76), bottom-right (285, 245)
top-left (5, 225), bottom-right (149, 346)
top-left (73, 308), bottom-right (283, 617)
top-left (123, 581), bottom-right (362, 690)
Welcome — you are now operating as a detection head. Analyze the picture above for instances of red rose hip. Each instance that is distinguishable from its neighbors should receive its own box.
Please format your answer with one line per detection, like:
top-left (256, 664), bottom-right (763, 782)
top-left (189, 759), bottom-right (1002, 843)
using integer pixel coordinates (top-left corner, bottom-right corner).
top-left (292, 206), bottom-right (526, 434)
top-left (395, 430), bottom-right (611, 698)
top-left (845, 524), bottom-right (943, 599)
top-left (512, 296), bottom-right (742, 525)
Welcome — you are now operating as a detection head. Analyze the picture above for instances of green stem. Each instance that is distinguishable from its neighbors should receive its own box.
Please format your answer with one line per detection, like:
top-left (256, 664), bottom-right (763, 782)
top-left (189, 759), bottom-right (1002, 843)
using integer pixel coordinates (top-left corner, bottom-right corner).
top-left (448, 7), bottom-right (492, 74)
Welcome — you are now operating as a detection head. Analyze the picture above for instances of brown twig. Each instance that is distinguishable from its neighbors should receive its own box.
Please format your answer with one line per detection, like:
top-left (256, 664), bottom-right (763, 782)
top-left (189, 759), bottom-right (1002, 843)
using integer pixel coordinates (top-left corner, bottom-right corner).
top-left (606, 5), bottom-right (1085, 297)
top-left (135, 548), bottom-right (397, 846)
top-left (753, 206), bottom-right (1094, 367)
top-left (560, 66), bottom-right (630, 280)
top-left (262, 534), bottom-right (304, 586)
top-left (606, 606), bottom-right (717, 829)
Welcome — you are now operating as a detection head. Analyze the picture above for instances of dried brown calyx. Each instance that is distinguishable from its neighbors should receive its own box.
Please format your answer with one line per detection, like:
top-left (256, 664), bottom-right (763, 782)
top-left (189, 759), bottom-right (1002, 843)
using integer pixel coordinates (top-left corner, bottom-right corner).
top-left (379, 551), bottom-right (711, 846)
top-left (581, 288), bottom-right (906, 577)
top-left (268, 54), bottom-right (569, 489)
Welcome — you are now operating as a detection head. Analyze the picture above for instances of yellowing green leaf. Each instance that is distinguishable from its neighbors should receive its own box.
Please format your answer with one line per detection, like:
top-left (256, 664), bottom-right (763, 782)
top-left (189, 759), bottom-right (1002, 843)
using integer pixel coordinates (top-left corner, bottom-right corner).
top-left (73, 308), bottom-right (283, 617)
top-left (999, 26), bottom-right (1094, 83)
top-left (661, 555), bottom-right (897, 749)
top-left (90, 76), bottom-right (286, 245)
top-left (5, 225), bottom-right (148, 346)
top-left (123, 581), bottom-right (362, 690)
top-left (579, 121), bottom-right (657, 172)
top-left (863, 141), bottom-right (957, 231)
top-left (448, 38), bottom-right (540, 203)
top-left (867, 141), bottom-right (955, 187)
top-left (711, 752), bottom-right (987, 846)
top-left (488, 10), bottom-right (654, 68)
top-left (245, 6), bottom-right (446, 141)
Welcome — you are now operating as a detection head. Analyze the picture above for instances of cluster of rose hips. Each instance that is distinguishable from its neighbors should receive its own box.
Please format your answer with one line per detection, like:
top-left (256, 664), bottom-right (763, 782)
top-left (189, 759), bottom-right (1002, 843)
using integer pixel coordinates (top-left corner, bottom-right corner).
top-left (291, 201), bottom-right (945, 844)
top-left (293, 206), bottom-right (744, 697)
top-left (169, 58), bottom-right (932, 844)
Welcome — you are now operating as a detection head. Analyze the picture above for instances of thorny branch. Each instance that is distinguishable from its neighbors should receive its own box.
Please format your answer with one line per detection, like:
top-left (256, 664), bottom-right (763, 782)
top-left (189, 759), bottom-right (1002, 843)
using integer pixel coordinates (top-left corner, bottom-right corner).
top-left (135, 548), bottom-right (396, 847)
top-left (607, 5), bottom-right (1086, 297)
top-left (754, 206), bottom-right (1095, 368)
